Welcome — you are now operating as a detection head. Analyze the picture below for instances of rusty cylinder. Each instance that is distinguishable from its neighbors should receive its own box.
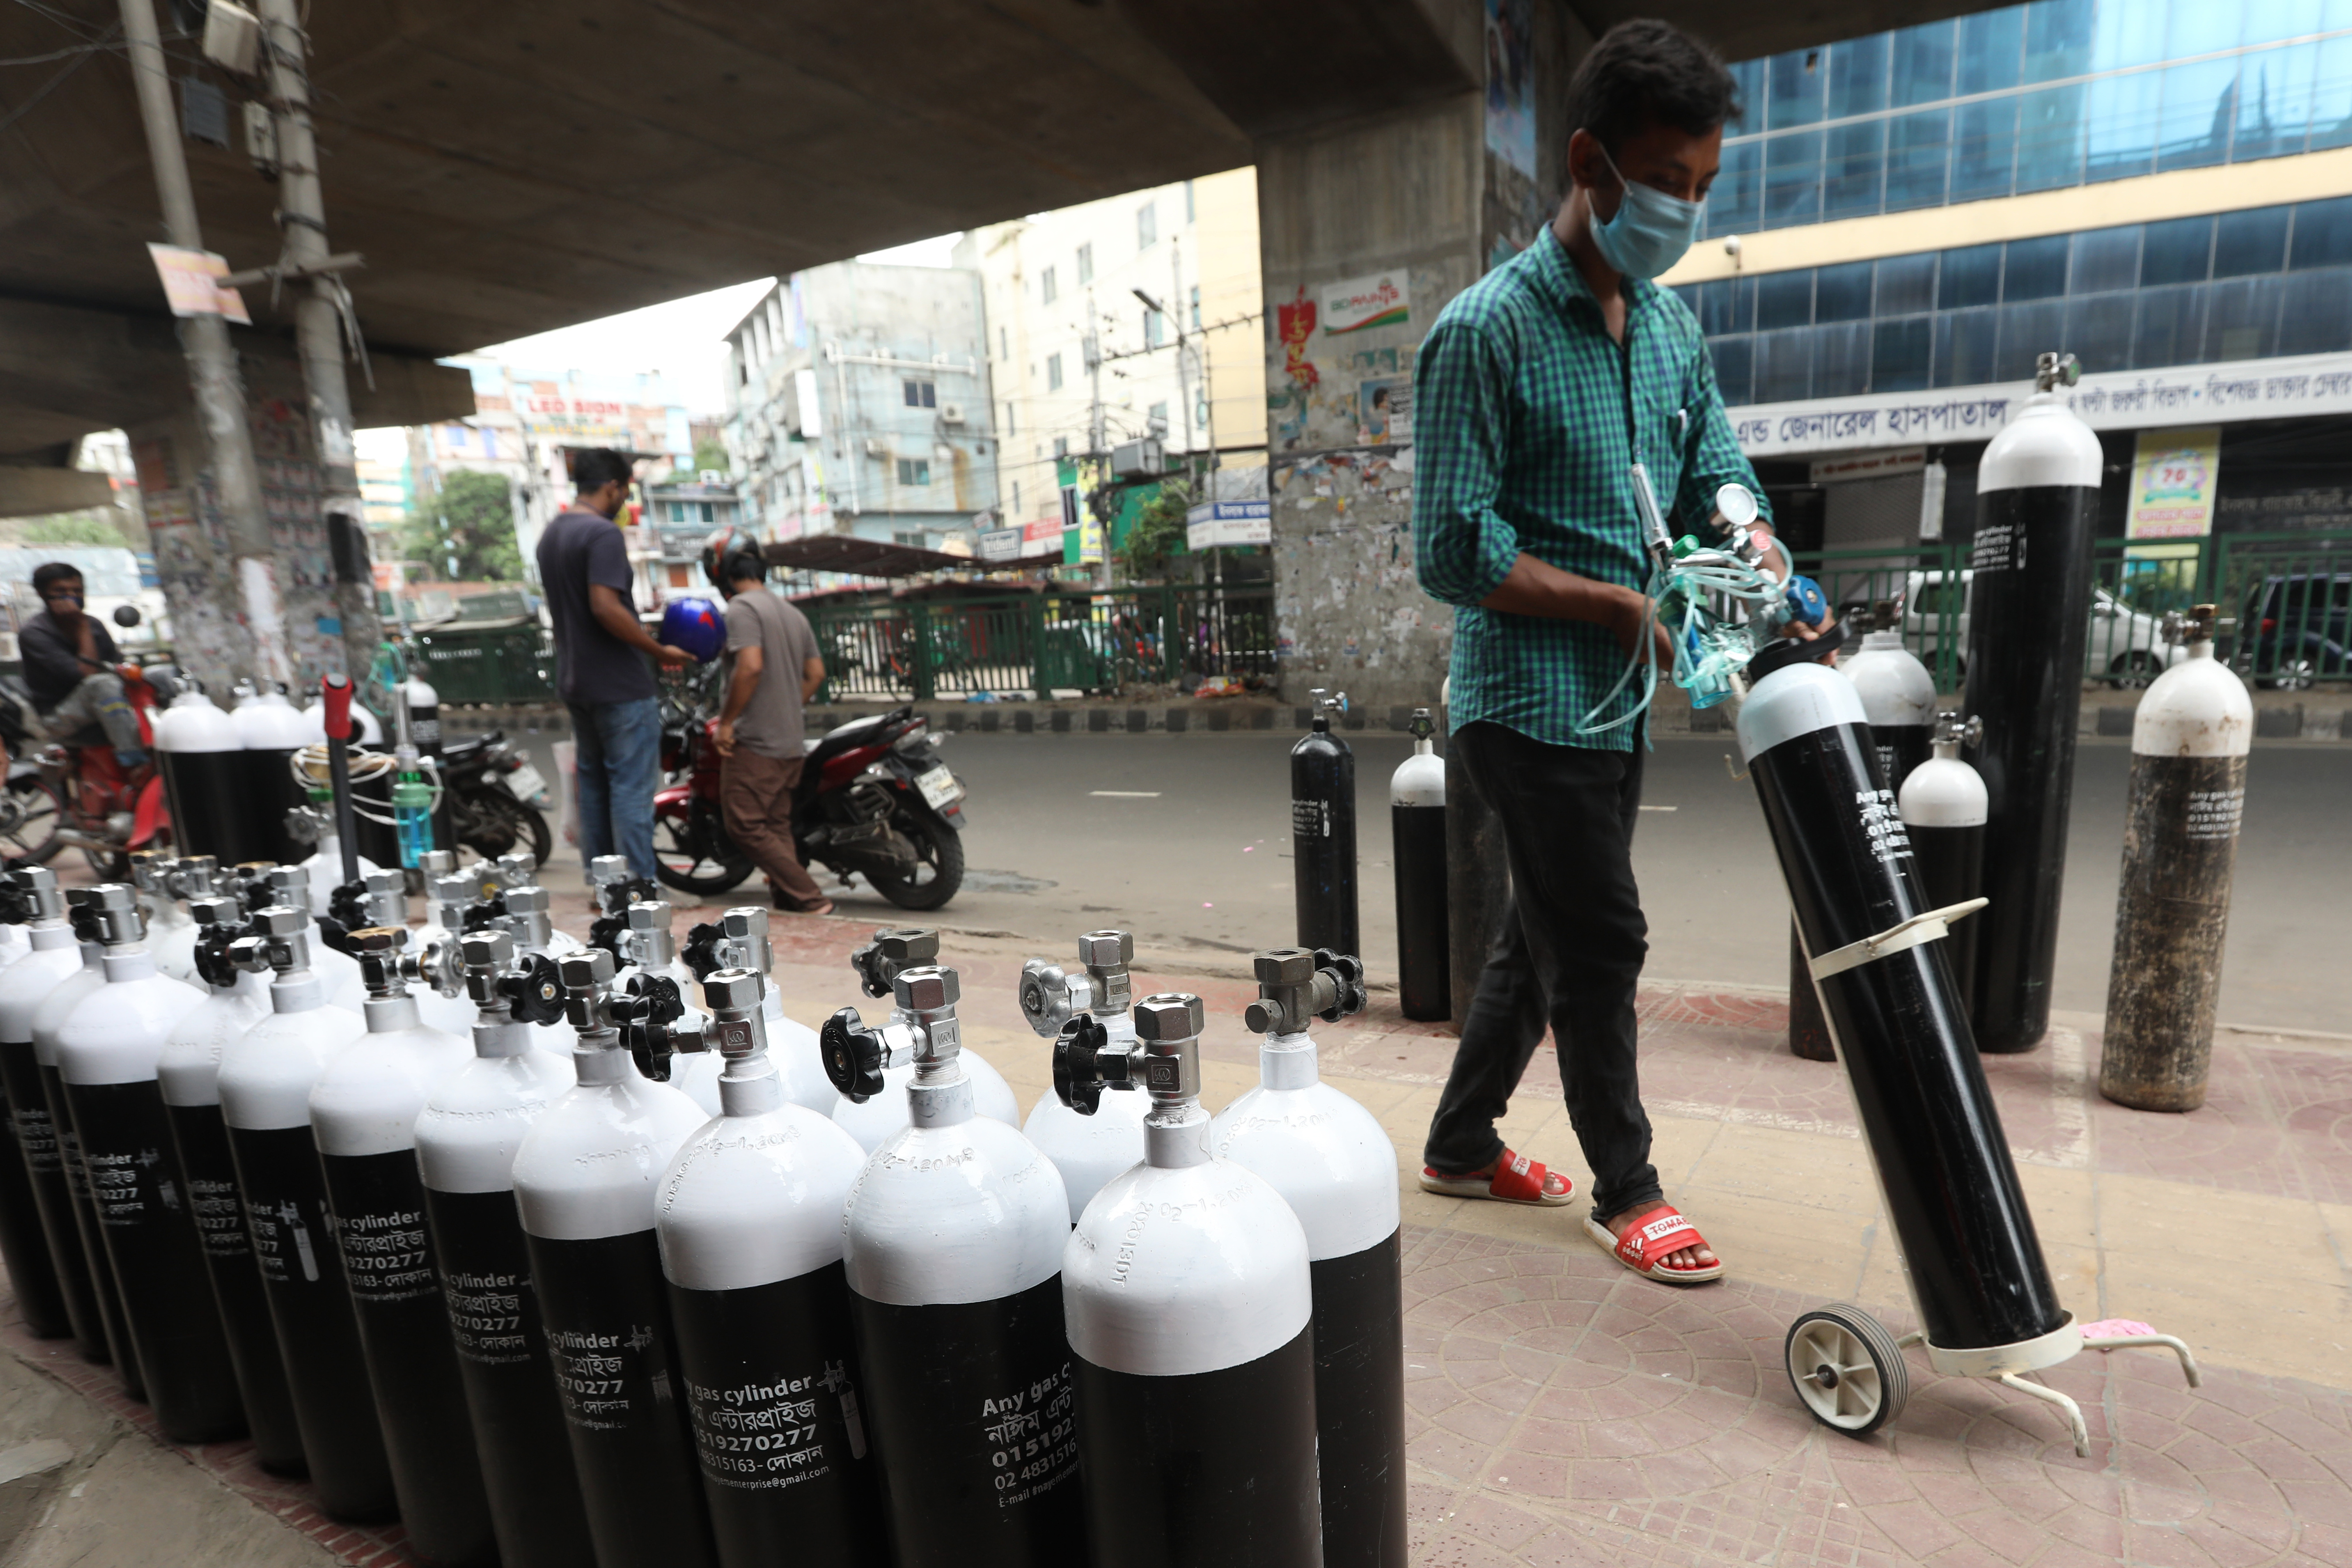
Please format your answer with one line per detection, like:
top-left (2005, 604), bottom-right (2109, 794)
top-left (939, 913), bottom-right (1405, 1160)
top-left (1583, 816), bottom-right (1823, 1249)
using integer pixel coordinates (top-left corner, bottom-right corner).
top-left (2098, 608), bottom-right (2252, 1112)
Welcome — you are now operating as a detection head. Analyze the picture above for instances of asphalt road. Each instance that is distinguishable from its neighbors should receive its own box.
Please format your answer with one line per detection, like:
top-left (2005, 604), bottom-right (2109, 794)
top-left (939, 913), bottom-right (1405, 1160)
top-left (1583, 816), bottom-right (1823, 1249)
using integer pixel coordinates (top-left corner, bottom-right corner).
top-left (514, 726), bottom-right (2349, 1037)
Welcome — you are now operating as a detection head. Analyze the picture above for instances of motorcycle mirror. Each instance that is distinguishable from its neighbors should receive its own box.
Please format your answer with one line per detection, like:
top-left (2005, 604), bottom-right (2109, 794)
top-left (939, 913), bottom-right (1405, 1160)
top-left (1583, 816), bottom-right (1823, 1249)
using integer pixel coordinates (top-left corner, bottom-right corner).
top-left (111, 605), bottom-right (142, 628)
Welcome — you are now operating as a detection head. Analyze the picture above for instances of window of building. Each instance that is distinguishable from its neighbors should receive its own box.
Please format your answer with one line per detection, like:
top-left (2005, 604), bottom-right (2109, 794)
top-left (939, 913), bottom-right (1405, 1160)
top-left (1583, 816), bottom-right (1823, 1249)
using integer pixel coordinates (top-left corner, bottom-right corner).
top-left (1138, 202), bottom-right (1157, 249)
top-left (893, 530), bottom-right (925, 548)
top-left (1003, 402), bottom-right (1015, 436)
top-left (1047, 353), bottom-right (1064, 391)
top-left (1148, 401), bottom-right (1168, 431)
top-left (1077, 243), bottom-right (1093, 285)
top-left (1185, 179), bottom-right (1195, 223)
top-left (897, 457), bottom-right (930, 486)
top-left (1012, 481), bottom-right (1021, 514)
top-left (1196, 396), bottom-right (1209, 430)
top-left (1144, 306), bottom-right (1163, 348)
top-left (1000, 326), bottom-right (1009, 360)
top-left (1054, 437), bottom-right (1070, 458)
top-left (1190, 285), bottom-right (1200, 329)
top-left (903, 379), bottom-right (937, 408)
top-left (1042, 265), bottom-right (1058, 305)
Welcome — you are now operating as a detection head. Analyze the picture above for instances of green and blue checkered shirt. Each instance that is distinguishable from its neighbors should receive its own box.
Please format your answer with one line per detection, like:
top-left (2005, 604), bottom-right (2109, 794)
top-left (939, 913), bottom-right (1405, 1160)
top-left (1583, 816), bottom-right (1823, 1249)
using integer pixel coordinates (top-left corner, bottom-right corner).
top-left (1413, 225), bottom-right (1767, 751)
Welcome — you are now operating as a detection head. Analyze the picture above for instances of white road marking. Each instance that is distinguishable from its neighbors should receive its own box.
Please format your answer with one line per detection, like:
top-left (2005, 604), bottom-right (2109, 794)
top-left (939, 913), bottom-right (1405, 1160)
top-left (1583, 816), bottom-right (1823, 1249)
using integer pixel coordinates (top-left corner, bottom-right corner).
top-left (1639, 805), bottom-right (1678, 812)
top-left (1088, 790), bottom-right (1161, 797)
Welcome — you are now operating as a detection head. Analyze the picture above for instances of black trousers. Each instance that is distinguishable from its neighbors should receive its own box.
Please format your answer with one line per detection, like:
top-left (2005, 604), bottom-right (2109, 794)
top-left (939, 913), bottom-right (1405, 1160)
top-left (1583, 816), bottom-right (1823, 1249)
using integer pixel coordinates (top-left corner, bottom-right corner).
top-left (1421, 720), bottom-right (1663, 1221)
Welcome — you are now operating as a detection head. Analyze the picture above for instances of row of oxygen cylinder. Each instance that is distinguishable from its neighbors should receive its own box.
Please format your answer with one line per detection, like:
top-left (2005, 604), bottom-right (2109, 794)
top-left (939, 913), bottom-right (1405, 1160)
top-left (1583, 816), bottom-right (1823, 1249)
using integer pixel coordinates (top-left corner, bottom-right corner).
top-left (0, 853), bottom-right (1405, 1568)
top-left (151, 672), bottom-right (427, 869)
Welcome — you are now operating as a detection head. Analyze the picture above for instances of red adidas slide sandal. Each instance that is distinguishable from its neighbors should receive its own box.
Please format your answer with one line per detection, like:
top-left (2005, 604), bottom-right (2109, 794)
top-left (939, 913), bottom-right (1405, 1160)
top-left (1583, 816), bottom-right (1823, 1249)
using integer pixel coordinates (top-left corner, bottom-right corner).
top-left (1584, 1204), bottom-right (1724, 1284)
top-left (1417, 1148), bottom-right (1575, 1207)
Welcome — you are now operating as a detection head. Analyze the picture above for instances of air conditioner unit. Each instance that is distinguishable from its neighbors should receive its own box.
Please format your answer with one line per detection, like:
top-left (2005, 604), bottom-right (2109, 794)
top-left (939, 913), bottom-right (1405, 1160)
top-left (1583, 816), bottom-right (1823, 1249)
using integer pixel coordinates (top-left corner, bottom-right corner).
top-left (939, 403), bottom-right (967, 425)
top-left (864, 438), bottom-right (890, 458)
top-left (1110, 438), bottom-right (1166, 480)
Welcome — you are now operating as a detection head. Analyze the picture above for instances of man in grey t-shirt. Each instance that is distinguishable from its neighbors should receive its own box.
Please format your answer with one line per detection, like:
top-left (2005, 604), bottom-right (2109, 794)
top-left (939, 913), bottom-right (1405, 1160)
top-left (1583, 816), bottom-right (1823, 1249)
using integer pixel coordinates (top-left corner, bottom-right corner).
top-left (706, 530), bottom-right (831, 914)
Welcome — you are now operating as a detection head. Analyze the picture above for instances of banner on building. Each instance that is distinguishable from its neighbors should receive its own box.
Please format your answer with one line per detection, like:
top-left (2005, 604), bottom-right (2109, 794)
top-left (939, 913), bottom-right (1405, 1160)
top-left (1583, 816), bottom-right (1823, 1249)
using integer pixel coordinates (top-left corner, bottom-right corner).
top-left (979, 527), bottom-right (1022, 562)
top-left (1185, 501), bottom-right (1271, 551)
top-left (146, 244), bottom-right (250, 324)
top-left (2125, 427), bottom-right (2221, 544)
top-left (1321, 272), bottom-right (1409, 336)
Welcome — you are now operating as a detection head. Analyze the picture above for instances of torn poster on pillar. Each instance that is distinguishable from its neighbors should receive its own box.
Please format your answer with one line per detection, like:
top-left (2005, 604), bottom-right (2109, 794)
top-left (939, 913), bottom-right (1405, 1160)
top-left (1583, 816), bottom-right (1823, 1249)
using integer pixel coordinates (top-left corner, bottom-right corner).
top-left (145, 244), bottom-right (252, 325)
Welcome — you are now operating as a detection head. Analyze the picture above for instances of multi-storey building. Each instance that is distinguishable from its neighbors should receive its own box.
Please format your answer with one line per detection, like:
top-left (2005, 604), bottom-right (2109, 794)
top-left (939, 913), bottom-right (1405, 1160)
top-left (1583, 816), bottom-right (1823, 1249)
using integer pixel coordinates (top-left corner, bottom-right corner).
top-left (722, 263), bottom-right (997, 553)
top-left (1665, 0), bottom-right (2352, 563)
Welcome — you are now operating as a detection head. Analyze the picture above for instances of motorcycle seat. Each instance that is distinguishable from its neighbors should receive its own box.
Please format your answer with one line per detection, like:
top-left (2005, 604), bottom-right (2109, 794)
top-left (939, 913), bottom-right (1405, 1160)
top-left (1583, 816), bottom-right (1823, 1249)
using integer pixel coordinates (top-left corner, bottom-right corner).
top-left (440, 731), bottom-right (501, 760)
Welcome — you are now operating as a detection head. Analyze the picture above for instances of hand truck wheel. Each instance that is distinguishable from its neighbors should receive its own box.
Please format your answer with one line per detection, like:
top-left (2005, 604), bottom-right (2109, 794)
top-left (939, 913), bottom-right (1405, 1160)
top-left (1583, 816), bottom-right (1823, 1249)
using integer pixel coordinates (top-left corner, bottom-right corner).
top-left (1786, 1302), bottom-right (1909, 1436)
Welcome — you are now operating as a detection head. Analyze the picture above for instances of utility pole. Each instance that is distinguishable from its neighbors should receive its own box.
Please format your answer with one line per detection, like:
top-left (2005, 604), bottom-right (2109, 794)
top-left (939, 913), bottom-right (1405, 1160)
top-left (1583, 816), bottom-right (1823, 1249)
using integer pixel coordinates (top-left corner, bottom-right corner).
top-left (253, 0), bottom-right (382, 682)
top-left (1083, 314), bottom-right (1108, 588)
top-left (118, 0), bottom-right (280, 693)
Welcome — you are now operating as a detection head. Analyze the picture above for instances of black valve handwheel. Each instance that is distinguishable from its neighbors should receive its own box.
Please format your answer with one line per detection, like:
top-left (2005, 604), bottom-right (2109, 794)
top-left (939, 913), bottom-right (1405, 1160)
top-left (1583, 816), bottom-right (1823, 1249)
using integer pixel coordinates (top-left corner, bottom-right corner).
top-left (821, 1007), bottom-right (887, 1102)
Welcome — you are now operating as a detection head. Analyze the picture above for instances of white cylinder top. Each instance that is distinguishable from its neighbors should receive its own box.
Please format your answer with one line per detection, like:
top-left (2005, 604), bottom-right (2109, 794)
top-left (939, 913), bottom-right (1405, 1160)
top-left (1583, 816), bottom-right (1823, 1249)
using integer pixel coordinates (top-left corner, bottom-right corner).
top-left (841, 1115), bottom-right (1070, 1307)
top-left (57, 970), bottom-right (204, 1086)
top-left (2131, 644), bottom-right (2253, 759)
top-left (658, 1102), bottom-right (868, 1292)
top-left (1063, 1155), bottom-right (1311, 1377)
top-left (155, 691), bottom-right (239, 753)
top-left (1390, 750), bottom-right (1446, 808)
top-left (1210, 1036), bottom-right (1400, 1263)
top-left (1979, 390), bottom-right (2102, 493)
top-left (512, 1068), bottom-right (709, 1241)
top-left (1897, 755), bottom-right (1989, 829)
top-left (29, 958), bottom-right (106, 1069)
top-left (236, 692), bottom-right (312, 750)
top-left (831, 1042), bottom-right (1018, 1152)
top-left (310, 1016), bottom-right (473, 1158)
top-left (415, 1048), bottom-right (576, 1195)
top-left (1843, 639), bottom-right (1938, 732)
top-left (1736, 660), bottom-right (1867, 761)
top-left (159, 971), bottom-right (272, 1107)
top-left (217, 1001), bottom-right (370, 1130)
top-left (0, 944), bottom-right (90, 1047)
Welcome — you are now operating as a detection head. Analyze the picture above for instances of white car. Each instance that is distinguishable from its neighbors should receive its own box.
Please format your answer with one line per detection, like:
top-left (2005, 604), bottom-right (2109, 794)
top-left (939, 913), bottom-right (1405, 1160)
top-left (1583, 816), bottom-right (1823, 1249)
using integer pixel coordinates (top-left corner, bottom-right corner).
top-left (1898, 570), bottom-right (2190, 689)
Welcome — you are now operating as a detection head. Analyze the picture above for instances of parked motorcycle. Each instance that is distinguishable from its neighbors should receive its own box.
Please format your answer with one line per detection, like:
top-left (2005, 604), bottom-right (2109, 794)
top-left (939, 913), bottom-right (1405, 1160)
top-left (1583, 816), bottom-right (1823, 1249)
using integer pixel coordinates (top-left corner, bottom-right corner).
top-left (0, 608), bottom-right (171, 876)
top-left (652, 703), bottom-right (966, 909)
top-left (439, 730), bottom-right (553, 865)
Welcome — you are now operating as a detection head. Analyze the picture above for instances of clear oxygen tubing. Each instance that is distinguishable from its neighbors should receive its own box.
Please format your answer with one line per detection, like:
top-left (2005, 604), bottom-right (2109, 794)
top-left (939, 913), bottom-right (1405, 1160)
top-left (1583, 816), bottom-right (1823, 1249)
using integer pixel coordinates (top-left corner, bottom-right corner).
top-left (1572, 546), bottom-right (1790, 740)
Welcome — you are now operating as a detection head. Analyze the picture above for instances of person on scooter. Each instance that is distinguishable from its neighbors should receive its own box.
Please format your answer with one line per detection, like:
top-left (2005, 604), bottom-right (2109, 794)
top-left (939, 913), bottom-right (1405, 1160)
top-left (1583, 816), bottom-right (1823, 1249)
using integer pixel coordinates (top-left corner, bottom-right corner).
top-left (18, 563), bottom-right (147, 770)
top-left (703, 530), bottom-right (832, 915)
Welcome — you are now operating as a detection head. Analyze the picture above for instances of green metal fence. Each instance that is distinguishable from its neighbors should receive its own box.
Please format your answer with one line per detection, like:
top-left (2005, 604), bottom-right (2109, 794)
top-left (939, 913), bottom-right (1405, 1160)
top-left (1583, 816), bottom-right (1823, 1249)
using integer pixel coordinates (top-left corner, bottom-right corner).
top-left (1790, 530), bottom-right (2352, 692)
top-left (802, 587), bottom-right (1278, 702)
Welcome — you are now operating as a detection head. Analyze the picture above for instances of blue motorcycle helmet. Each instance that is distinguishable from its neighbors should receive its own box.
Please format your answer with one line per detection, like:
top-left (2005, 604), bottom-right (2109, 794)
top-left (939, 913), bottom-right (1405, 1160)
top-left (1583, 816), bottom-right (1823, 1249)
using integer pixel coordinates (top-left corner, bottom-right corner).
top-left (659, 597), bottom-right (727, 663)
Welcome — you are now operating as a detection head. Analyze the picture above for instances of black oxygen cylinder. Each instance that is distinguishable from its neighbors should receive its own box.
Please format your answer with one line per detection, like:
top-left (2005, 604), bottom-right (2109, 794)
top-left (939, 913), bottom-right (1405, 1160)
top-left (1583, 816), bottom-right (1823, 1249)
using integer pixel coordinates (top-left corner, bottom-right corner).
top-left (830, 965), bottom-right (1081, 1568)
top-left (513, 949), bottom-right (716, 1568)
top-left (0, 873), bottom-right (112, 1361)
top-left (1737, 658), bottom-right (2063, 1352)
top-left (56, 885), bottom-right (247, 1443)
top-left (312, 921), bottom-right (498, 1568)
top-left (1058, 994), bottom-right (1321, 1568)
top-left (0, 1067), bottom-right (70, 1338)
top-left (1389, 710), bottom-right (1449, 1023)
top-left (1960, 355), bottom-right (2102, 1054)
top-left (2099, 615), bottom-right (2250, 1112)
top-left (217, 909), bottom-right (396, 1522)
top-left (155, 687), bottom-right (262, 863)
top-left (1291, 691), bottom-right (1359, 960)
top-left (1900, 716), bottom-right (1989, 1025)
top-left (1212, 953), bottom-right (1404, 1568)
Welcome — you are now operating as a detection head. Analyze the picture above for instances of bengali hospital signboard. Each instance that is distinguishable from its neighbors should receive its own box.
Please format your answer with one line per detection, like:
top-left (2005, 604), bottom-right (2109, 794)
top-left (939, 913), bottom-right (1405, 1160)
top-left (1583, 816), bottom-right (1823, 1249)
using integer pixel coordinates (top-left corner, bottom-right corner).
top-left (1727, 350), bottom-right (2352, 460)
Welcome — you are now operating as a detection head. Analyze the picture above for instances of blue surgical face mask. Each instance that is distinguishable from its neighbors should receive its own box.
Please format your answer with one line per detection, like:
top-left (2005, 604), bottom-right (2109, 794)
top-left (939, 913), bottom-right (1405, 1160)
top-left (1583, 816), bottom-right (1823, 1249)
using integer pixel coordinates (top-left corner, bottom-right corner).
top-left (1589, 146), bottom-right (1705, 281)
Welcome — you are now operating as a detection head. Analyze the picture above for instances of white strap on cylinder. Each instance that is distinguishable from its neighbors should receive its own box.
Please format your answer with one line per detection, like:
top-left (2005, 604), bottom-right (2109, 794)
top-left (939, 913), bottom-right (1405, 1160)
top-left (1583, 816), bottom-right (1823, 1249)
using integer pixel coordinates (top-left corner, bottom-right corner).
top-left (1807, 898), bottom-right (1989, 981)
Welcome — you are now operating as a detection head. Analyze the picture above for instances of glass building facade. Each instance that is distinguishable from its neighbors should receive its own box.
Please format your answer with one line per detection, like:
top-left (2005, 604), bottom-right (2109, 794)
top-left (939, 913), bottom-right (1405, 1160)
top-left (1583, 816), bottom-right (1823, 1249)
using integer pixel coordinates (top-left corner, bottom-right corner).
top-left (1677, 194), bottom-right (2352, 405)
top-left (1708, 0), bottom-right (2352, 238)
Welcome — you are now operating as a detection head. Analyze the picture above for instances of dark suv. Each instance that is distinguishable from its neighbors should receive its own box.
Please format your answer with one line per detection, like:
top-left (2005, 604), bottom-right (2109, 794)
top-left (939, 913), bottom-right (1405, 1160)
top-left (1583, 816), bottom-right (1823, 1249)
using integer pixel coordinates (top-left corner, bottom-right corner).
top-left (2239, 571), bottom-right (2352, 688)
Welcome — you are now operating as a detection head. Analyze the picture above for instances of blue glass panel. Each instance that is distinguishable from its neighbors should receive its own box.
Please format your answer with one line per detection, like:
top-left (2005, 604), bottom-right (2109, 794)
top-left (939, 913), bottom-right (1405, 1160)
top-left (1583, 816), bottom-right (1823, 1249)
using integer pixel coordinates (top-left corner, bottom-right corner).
top-left (1994, 298), bottom-right (2067, 380)
top-left (2090, 0), bottom-right (2169, 70)
top-left (2016, 85), bottom-right (2085, 192)
top-left (2069, 226), bottom-right (2142, 294)
top-left (1940, 243), bottom-right (2002, 308)
top-left (1953, 98), bottom-right (2021, 202)
top-left (2234, 45), bottom-right (2312, 162)
top-left (2214, 208), bottom-right (2290, 276)
top-left (1876, 254), bottom-right (1939, 316)
top-left (2065, 294), bottom-right (2135, 373)
top-left (2023, 0), bottom-right (2093, 83)
top-left (1816, 261), bottom-right (1873, 321)
top-left (2155, 59), bottom-right (2244, 172)
top-left (2142, 216), bottom-right (2214, 284)
top-left (1891, 20), bottom-right (1957, 108)
top-left (1707, 336), bottom-right (1755, 406)
top-left (1812, 322), bottom-right (1871, 397)
top-left (1754, 327), bottom-right (1813, 401)
top-left (2004, 235), bottom-right (2069, 300)
top-left (1671, 285), bottom-right (1700, 314)
top-left (1763, 131), bottom-right (1823, 228)
top-left (1957, 6), bottom-right (2025, 96)
top-left (2133, 284), bottom-right (2209, 367)
top-left (1871, 318), bottom-right (1933, 392)
top-left (1727, 58), bottom-right (1766, 133)
top-left (1698, 278), bottom-right (1755, 335)
top-left (2276, 266), bottom-right (2352, 353)
top-left (1885, 110), bottom-right (1952, 210)
top-left (2289, 194), bottom-right (2352, 267)
top-left (1933, 308), bottom-right (1999, 386)
top-left (2239, 1), bottom-right (2321, 50)
top-left (2310, 38), bottom-right (2352, 151)
top-left (1822, 120), bottom-right (1886, 220)
top-left (2204, 276), bottom-right (2284, 360)
top-left (2165, 2), bottom-right (2243, 57)
top-left (1827, 34), bottom-right (1891, 119)
top-left (1768, 50), bottom-right (1826, 129)
top-left (1706, 140), bottom-right (1763, 237)
top-left (2084, 70), bottom-right (2161, 181)
top-left (1756, 270), bottom-right (1815, 330)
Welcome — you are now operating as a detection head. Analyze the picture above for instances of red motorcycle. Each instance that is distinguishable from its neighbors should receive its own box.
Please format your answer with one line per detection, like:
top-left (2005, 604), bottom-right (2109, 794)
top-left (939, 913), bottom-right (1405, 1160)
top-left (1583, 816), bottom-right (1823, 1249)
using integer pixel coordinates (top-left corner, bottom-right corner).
top-left (2, 663), bottom-right (172, 879)
top-left (652, 703), bottom-right (967, 910)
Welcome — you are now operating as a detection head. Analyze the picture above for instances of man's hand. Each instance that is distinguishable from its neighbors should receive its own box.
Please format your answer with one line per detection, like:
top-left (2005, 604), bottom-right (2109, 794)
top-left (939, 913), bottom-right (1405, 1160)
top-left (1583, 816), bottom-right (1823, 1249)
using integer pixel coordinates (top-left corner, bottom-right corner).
top-left (712, 719), bottom-right (736, 757)
top-left (115, 663), bottom-right (142, 685)
top-left (653, 644), bottom-right (696, 668)
top-left (1605, 584), bottom-right (1677, 670)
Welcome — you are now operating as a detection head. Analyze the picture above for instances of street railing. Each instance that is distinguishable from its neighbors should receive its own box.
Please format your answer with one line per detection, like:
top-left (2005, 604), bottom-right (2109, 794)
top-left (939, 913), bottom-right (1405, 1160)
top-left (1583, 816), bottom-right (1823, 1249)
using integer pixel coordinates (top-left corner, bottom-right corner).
top-left (803, 585), bottom-right (1278, 702)
top-left (1790, 530), bottom-right (2352, 691)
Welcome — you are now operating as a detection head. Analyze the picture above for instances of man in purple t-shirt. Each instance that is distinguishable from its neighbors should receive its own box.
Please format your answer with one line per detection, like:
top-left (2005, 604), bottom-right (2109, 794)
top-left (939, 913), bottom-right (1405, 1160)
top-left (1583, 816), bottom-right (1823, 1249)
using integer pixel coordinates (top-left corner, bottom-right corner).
top-left (536, 448), bottom-right (692, 879)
